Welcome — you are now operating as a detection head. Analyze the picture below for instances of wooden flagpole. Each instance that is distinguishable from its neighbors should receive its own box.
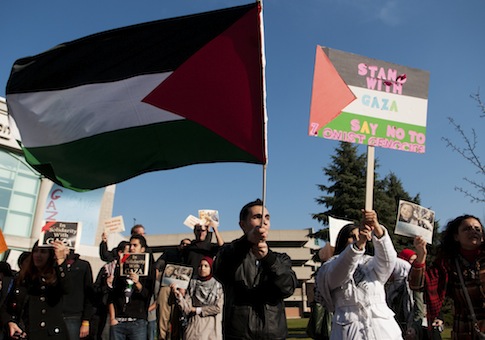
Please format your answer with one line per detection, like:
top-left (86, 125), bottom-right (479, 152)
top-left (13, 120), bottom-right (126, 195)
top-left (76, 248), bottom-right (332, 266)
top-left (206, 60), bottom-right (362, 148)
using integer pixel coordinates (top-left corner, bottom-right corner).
top-left (365, 145), bottom-right (375, 210)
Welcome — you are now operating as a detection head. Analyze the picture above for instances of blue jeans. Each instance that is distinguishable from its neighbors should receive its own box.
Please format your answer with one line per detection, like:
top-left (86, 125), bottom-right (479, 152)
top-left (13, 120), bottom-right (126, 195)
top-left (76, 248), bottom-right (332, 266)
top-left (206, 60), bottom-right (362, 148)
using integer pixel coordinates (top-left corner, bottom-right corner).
top-left (64, 316), bottom-right (82, 340)
top-left (110, 319), bottom-right (147, 340)
top-left (147, 320), bottom-right (156, 340)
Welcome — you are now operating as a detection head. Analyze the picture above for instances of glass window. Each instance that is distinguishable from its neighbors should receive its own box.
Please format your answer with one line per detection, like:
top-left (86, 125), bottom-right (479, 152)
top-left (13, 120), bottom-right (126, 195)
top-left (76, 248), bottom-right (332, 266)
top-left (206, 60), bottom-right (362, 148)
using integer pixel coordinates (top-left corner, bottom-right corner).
top-left (0, 209), bottom-right (6, 229)
top-left (0, 188), bottom-right (11, 207)
top-left (0, 150), bottom-right (40, 238)
top-left (4, 212), bottom-right (32, 237)
top-left (0, 168), bottom-right (15, 189)
top-left (14, 174), bottom-right (38, 195)
top-left (0, 151), bottom-right (19, 171)
top-left (10, 192), bottom-right (36, 212)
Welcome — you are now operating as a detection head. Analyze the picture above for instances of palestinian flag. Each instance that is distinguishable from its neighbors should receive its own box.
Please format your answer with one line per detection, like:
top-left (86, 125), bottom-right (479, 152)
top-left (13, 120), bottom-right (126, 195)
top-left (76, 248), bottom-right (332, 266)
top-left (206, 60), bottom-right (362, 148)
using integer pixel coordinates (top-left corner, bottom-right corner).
top-left (6, 2), bottom-right (267, 191)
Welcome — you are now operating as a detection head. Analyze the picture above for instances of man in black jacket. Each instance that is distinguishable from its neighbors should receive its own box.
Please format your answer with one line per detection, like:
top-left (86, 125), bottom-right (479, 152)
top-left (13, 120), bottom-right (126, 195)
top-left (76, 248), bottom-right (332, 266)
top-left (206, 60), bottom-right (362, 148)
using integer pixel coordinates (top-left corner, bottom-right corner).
top-left (62, 250), bottom-right (94, 340)
top-left (108, 234), bottom-right (155, 340)
top-left (214, 199), bottom-right (297, 340)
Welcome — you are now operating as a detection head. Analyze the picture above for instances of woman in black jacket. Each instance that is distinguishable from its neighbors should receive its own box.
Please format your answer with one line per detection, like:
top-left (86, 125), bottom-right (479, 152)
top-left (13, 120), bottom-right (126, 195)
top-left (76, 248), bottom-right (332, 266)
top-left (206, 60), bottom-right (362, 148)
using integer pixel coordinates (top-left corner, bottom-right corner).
top-left (1, 240), bottom-right (70, 339)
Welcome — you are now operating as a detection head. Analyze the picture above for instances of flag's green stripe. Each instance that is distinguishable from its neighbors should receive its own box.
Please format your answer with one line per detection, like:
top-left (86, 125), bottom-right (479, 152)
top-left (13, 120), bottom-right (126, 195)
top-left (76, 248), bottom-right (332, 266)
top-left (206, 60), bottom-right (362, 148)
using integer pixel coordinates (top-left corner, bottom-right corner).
top-left (24, 120), bottom-right (261, 191)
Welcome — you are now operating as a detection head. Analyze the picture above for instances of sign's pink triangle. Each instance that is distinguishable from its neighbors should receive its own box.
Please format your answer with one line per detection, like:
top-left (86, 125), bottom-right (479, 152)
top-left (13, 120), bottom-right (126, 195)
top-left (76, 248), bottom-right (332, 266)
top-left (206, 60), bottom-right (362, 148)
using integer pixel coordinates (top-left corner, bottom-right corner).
top-left (309, 46), bottom-right (356, 135)
top-left (143, 6), bottom-right (265, 163)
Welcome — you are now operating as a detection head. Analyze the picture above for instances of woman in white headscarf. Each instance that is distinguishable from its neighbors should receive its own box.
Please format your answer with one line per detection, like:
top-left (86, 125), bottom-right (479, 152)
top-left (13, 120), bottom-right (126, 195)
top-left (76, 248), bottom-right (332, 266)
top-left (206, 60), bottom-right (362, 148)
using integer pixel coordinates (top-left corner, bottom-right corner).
top-left (172, 256), bottom-right (223, 340)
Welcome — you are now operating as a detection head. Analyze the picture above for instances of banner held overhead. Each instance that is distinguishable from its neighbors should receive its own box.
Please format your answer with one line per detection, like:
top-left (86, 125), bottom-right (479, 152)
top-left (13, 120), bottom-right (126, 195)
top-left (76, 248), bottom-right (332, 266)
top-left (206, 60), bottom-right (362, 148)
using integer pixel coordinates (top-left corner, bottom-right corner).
top-left (309, 46), bottom-right (430, 154)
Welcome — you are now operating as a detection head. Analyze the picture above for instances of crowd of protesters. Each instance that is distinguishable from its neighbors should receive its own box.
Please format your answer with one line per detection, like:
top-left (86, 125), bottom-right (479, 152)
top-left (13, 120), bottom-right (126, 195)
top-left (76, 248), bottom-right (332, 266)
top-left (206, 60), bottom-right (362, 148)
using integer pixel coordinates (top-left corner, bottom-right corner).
top-left (0, 203), bottom-right (482, 340)
top-left (0, 199), bottom-right (297, 340)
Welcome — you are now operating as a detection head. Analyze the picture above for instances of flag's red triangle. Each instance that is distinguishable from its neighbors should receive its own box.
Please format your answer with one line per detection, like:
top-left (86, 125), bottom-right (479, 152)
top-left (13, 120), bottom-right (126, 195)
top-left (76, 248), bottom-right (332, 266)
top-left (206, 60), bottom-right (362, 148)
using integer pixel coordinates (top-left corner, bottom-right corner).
top-left (143, 5), bottom-right (265, 162)
top-left (309, 46), bottom-right (356, 135)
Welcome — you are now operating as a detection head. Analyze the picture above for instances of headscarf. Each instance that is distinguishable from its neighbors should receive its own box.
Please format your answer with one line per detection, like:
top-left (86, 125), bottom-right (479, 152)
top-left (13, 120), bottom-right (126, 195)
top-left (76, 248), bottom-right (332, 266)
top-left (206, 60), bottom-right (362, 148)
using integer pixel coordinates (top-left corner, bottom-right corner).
top-left (198, 256), bottom-right (213, 281)
top-left (398, 249), bottom-right (416, 263)
top-left (190, 256), bottom-right (218, 306)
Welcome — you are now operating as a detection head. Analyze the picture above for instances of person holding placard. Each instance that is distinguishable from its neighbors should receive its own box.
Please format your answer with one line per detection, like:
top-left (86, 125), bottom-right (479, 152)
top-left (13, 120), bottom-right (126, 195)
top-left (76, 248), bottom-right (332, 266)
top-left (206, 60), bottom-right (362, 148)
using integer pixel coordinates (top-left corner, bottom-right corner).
top-left (108, 234), bottom-right (155, 340)
top-left (1, 240), bottom-right (70, 340)
top-left (172, 256), bottom-right (223, 340)
top-left (410, 215), bottom-right (485, 340)
top-left (99, 224), bottom-right (145, 263)
top-left (316, 209), bottom-right (402, 340)
top-left (183, 223), bottom-right (223, 271)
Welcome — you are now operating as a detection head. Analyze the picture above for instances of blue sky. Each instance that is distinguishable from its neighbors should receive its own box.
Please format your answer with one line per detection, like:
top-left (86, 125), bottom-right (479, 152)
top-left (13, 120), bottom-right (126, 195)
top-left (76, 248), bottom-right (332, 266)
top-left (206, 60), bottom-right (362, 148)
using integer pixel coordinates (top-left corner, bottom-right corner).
top-left (1, 0), bottom-right (484, 239)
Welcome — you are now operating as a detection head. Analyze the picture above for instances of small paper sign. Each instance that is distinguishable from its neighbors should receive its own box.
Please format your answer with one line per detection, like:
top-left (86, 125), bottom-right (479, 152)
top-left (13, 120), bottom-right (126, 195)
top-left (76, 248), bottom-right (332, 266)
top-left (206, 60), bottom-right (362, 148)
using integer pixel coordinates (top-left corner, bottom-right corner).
top-left (161, 264), bottom-right (193, 289)
top-left (198, 209), bottom-right (219, 228)
top-left (395, 200), bottom-right (435, 244)
top-left (39, 221), bottom-right (82, 250)
top-left (120, 253), bottom-right (150, 276)
top-left (183, 215), bottom-right (202, 229)
top-left (328, 216), bottom-right (354, 247)
top-left (104, 216), bottom-right (125, 234)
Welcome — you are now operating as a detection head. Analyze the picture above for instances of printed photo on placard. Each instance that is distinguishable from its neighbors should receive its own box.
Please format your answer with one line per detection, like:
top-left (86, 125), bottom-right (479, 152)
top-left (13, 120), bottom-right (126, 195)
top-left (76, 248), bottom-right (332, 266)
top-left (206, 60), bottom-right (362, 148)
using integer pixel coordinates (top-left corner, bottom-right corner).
top-left (198, 209), bottom-right (219, 228)
top-left (39, 221), bottom-right (82, 250)
top-left (395, 200), bottom-right (435, 244)
top-left (161, 264), bottom-right (193, 289)
top-left (120, 253), bottom-right (150, 276)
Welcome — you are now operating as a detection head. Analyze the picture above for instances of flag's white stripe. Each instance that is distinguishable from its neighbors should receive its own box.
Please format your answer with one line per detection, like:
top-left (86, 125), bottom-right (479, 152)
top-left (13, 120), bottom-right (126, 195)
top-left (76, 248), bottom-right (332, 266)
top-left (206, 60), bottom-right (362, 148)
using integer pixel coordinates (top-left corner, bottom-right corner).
top-left (345, 86), bottom-right (428, 126)
top-left (8, 73), bottom-right (184, 148)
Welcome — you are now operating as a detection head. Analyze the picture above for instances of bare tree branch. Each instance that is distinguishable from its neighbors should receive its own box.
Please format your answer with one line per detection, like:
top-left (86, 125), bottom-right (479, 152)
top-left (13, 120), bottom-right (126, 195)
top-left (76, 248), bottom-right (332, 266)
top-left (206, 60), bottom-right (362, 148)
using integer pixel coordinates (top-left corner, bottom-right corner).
top-left (442, 90), bottom-right (485, 203)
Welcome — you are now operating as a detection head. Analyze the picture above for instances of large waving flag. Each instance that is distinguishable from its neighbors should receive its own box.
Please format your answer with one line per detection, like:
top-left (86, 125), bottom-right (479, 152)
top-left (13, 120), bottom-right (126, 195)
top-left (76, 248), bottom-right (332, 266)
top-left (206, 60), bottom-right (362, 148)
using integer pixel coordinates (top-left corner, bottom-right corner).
top-left (6, 3), bottom-right (267, 191)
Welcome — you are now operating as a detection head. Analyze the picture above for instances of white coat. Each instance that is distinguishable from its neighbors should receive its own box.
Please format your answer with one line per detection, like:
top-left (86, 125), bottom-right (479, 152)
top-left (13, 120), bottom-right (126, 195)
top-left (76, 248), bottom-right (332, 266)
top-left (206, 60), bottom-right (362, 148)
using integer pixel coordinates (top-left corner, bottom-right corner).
top-left (317, 229), bottom-right (403, 340)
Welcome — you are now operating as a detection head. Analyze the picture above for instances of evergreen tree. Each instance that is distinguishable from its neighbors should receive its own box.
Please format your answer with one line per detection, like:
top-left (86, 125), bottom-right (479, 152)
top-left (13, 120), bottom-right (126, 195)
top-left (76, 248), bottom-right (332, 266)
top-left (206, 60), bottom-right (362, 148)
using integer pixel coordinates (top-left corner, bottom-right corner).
top-left (375, 172), bottom-right (421, 253)
top-left (312, 141), bottom-right (366, 225)
top-left (311, 142), bottom-right (420, 252)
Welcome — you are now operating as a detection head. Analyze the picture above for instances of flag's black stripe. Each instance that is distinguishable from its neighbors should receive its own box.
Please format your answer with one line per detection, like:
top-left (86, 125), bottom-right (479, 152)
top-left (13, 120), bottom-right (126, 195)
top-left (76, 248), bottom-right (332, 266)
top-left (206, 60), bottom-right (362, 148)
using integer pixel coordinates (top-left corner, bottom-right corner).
top-left (7, 3), bottom-right (257, 94)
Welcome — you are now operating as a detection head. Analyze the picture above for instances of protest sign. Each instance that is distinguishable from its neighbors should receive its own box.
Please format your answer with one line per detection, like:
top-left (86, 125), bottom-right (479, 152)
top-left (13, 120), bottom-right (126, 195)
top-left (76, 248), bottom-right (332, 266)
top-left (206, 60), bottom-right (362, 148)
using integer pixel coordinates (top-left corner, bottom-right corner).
top-left (183, 215), bottom-right (202, 229)
top-left (120, 253), bottom-right (150, 276)
top-left (103, 215), bottom-right (125, 234)
top-left (395, 200), bottom-right (435, 244)
top-left (161, 264), bottom-right (193, 289)
top-left (309, 46), bottom-right (430, 154)
top-left (329, 216), bottom-right (354, 247)
top-left (39, 221), bottom-right (82, 250)
top-left (198, 209), bottom-right (219, 228)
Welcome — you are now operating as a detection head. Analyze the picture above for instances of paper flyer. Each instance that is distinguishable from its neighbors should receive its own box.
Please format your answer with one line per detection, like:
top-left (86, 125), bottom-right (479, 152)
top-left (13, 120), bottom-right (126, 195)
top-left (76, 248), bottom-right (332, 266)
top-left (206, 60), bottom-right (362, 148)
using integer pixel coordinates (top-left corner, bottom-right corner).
top-left (161, 264), bottom-right (193, 289)
top-left (103, 215), bottom-right (125, 234)
top-left (395, 200), bottom-right (435, 244)
top-left (183, 215), bottom-right (203, 229)
top-left (199, 209), bottom-right (219, 228)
